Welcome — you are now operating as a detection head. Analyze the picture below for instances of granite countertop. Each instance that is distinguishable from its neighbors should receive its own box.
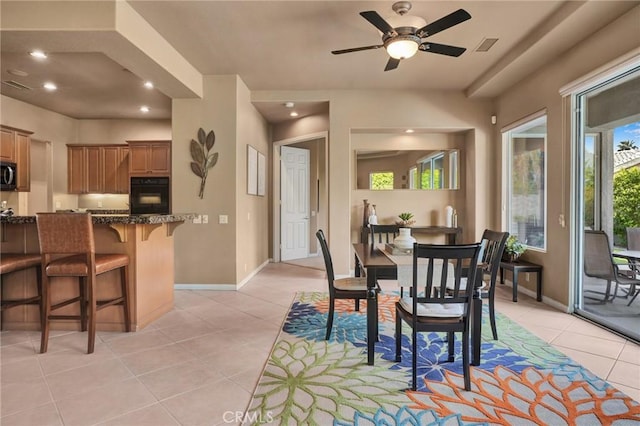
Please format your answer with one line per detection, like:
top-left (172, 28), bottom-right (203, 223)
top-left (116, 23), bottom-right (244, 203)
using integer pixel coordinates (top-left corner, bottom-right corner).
top-left (0, 213), bottom-right (196, 225)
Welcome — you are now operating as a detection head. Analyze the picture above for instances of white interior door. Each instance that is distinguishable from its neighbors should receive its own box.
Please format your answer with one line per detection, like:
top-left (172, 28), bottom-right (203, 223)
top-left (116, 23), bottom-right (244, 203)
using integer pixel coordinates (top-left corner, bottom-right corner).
top-left (281, 146), bottom-right (310, 261)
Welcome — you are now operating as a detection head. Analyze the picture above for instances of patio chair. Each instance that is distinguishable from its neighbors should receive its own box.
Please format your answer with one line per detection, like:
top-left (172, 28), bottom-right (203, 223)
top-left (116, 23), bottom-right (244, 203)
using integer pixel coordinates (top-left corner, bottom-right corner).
top-left (584, 230), bottom-right (639, 304)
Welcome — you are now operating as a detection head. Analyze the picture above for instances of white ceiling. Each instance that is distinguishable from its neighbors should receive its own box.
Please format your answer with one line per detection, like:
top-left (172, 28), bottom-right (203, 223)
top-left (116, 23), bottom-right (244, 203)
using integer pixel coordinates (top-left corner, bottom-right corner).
top-left (0, 1), bottom-right (636, 123)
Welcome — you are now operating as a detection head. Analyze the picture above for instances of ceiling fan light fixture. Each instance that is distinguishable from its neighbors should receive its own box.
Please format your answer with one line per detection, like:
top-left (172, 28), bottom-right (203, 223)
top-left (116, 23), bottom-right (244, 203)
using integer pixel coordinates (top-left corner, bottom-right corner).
top-left (385, 35), bottom-right (420, 59)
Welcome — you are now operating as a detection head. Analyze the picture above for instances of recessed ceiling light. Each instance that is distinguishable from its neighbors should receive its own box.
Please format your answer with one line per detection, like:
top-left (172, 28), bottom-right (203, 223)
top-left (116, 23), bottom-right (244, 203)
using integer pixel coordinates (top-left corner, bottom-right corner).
top-left (405, 129), bottom-right (415, 133)
top-left (289, 111), bottom-right (299, 117)
top-left (43, 82), bottom-right (57, 91)
top-left (284, 102), bottom-right (295, 108)
top-left (29, 50), bottom-right (47, 59)
top-left (140, 106), bottom-right (150, 113)
top-left (7, 69), bottom-right (28, 77)
top-left (144, 81), bottom-right (154, 89)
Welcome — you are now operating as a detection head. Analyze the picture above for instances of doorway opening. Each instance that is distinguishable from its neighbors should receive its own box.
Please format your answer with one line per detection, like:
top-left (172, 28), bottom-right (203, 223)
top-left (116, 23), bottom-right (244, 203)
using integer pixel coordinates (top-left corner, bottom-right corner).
top-left (272, 132), bottom-right (328, 269)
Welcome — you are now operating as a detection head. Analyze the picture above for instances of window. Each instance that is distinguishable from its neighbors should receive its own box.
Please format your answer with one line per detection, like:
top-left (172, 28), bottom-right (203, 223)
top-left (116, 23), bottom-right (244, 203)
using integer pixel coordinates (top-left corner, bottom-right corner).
top-left (449, 150), bottom-right (459, 189)
top-left (503, 114), bottom-right (547, 251)
top-left (369, 171), bottom-right (393, 190)
top-left (418, 153), bottom-right (445, 189)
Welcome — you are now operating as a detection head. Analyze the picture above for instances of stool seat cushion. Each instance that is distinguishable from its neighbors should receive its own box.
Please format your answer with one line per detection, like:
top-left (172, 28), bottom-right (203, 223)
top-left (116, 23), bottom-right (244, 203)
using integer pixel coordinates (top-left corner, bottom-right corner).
top-left (0, 254), bottom-right (41, 275)
top-left (45, 254), bottom-right (129, 276)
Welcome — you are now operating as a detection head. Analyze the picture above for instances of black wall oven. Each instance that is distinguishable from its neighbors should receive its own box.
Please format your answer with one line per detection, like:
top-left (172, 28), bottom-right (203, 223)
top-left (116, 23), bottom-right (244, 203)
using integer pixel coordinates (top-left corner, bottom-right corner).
top-left (130, 177), bottom-right (170, 215)
top-left (0, 161), bottom-right (17, 191)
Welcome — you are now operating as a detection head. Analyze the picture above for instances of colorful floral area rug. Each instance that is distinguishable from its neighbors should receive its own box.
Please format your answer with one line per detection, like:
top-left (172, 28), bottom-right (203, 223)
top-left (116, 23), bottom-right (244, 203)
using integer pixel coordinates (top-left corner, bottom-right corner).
top-left (245, 292), bottom-right (640, 425)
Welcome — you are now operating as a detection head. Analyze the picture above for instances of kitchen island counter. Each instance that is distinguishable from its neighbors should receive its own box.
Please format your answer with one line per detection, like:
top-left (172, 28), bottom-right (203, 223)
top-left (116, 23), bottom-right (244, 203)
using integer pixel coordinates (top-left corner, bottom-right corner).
top-left (1, 213), bottom-right (195, 331)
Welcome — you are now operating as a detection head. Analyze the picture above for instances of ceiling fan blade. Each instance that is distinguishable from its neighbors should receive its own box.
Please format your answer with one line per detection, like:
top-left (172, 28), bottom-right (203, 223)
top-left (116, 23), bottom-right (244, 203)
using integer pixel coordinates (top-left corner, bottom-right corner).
top-left (420, 42), bottom-right (466, 57)
top-left (360, 11), bottom-right (396, 36)
top-left (417, 9), bottom-right (471, 38)
top-left (384, 58), bottom-right (400, 71)
top-left (331, 45), bottom-right (383, 55)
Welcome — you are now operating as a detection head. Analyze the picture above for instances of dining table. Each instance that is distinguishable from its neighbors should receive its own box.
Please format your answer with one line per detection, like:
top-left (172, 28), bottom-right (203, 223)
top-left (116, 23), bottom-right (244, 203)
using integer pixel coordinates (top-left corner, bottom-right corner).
top-left (352, 243), bottom-right (483, 366)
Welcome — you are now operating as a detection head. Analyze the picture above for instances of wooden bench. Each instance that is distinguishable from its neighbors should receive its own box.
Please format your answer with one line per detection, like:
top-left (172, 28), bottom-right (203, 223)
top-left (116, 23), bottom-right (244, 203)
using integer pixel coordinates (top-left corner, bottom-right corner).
top-left (499, 259), bottom-right (543, 302)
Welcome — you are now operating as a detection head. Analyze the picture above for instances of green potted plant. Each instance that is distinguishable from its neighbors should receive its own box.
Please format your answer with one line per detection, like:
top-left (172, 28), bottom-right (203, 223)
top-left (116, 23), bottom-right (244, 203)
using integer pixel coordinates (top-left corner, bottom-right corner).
top-left (504, 235), bottom-right (526, 262)
top-left (396, 212), bottom-right (416, 227)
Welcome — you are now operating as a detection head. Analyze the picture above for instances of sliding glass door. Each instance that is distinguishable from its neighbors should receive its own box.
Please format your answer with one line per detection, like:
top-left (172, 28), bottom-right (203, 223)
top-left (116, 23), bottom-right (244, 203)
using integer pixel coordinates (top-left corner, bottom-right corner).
top-left (574, 66), bottom-right (640, 341)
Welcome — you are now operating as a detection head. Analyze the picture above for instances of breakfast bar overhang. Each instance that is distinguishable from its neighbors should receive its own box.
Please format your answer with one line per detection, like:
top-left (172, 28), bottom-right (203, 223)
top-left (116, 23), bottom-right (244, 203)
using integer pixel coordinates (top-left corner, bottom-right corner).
top-left (0, 213), bottom-right (193, 331)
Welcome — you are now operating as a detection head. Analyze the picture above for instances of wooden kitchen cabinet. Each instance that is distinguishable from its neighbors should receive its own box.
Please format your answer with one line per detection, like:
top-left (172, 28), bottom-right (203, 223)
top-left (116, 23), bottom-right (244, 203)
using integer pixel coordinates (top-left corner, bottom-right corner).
top-left (127, 141), bottom-right (171, 176)
top-left (1, 125), bottom-right (32, 191)
top-left (103, 146), bottom-right (129, 193)
top-left (67, 144), bottom-right (129, 194)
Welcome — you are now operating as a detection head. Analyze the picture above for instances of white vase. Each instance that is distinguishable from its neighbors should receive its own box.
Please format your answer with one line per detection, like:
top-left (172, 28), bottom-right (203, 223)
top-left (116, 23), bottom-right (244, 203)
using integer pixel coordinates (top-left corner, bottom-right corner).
top-left (394, 228), bottom-right (416, 249)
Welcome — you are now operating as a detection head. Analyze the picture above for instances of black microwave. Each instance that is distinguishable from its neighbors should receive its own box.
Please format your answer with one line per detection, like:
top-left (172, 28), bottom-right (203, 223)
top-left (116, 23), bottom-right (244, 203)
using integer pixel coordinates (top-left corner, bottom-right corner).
top-left (0, 161), bottom-right (17, 191)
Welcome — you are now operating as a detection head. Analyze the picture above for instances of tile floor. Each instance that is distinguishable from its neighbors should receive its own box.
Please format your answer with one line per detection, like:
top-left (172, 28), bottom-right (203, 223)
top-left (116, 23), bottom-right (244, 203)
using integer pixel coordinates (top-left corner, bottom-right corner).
top-left (1, 262), bottom-right (639, 425)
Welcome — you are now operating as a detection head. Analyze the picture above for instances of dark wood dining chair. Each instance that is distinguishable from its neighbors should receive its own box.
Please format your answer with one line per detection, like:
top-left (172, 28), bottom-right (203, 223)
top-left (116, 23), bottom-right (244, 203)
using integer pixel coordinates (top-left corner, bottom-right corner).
top-left (584, 230), bottom-right (639, 304)
top-left (316, 229), bottom-right (379, 340)
top-left (370, 224), bottom-right (403, 294)
top-left (36, 213), bottom-right (131, 354)
top-left (445, 229), bottom-right (508, 340)
top-left (395, 241), bottom-right (483, 391)
top-left (1, 254), bottom-right (43, 330)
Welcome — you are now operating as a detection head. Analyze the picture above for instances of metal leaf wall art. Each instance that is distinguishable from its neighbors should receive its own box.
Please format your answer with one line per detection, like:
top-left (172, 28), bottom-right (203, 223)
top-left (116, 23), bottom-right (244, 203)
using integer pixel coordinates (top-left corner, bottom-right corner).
top-left (190, 128), bottom-right (219, 199)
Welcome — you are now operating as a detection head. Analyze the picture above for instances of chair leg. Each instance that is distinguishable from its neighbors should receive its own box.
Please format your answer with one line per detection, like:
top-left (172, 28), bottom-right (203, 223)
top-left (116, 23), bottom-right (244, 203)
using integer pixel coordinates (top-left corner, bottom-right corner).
top-left (79, 277), bottom-right (87, 332)
top-left (412, 327), bottom-right (418, 391)
top-left (35, 267), bottom-right (43, 332)
top-left (462, 329), bottom-right (471, 391)
top-left (121, 266), bottom-right (131, 332)
top-left (400, 287), bottom-right (403, 298)
top-left (447, 332), bottom-right (455, 362)
top-left (40, 272), bottom-right (51, 354)
top-left (87, 273), bottom-right (97, 354)
top-left (355, 299), bottom-right (360, 312)
top-left (395, 307), bottom-right (402, 362)
top-left (489, 292), bottom-right (498, 340)
top-left (628, 289), bottom-right (640, 306)
top-left (325, 298), bottom-right (335, 340)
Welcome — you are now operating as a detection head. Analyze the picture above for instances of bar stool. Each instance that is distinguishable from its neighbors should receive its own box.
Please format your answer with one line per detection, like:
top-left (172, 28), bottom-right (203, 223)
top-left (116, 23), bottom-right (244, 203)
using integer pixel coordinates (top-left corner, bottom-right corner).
top-left (36, 213), bottom-right (131, 354)
top-left (0, 254), bottom-right (43, 330)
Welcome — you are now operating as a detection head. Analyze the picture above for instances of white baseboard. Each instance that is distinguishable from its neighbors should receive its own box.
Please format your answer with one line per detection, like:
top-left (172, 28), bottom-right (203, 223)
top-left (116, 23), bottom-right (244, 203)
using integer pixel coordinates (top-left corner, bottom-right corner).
top-left (174, 258), bottom-right (271, 291)
top-left (499, 281), bottom-right (569, 312)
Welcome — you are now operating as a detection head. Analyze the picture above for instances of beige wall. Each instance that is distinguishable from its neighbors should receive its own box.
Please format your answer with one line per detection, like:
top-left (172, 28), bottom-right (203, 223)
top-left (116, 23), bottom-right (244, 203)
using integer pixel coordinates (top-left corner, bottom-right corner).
top-left (494, 6), bottom-right (640, 306)
top-left (235, 78), bottom-right (270, 281)
top-left (352, 132), bottom-right (466, 237)
top-left (172, 75), bottom-right (271, 287)
top-left (328, 90), bottom-right (493, 273)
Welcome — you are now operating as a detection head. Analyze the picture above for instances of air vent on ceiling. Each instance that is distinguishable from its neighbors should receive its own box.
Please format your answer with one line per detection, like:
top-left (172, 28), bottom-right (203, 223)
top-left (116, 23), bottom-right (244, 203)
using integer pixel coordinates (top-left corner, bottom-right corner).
top-left (475, 38), bottom-right (498, 52)
top-left (1, 80), bottom-right (33, 91)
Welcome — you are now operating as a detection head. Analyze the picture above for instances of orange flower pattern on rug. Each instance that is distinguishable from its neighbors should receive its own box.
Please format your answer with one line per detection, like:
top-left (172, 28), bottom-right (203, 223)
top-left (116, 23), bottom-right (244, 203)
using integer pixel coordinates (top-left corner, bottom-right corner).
top-left (315, 294), bottom-right (398, 322)
top-left (407, 366), bottom-right (640, 424)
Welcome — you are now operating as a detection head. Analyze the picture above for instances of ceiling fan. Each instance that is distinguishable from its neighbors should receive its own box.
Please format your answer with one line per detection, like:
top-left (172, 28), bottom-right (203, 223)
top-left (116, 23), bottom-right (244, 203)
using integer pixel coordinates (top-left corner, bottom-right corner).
top-left (332, 1), bottom-right (471, 71)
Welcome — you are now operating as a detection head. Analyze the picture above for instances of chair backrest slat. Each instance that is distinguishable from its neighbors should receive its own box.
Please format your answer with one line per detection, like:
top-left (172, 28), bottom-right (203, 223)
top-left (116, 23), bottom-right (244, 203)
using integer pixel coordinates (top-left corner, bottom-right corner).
top-left (413, 242), bottom-right (484, 308)
top-left (370, 224), bottom-right (400, 245)
top-left (480, 229), bottom-right (509, 283)
top-left (36, 213), bottom-right (94, 255)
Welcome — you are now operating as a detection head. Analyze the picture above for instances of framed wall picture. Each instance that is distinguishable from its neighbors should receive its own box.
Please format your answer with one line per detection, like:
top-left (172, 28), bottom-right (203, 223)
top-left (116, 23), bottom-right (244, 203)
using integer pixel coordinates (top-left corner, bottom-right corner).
top-left (247, 145), bottom-right (258, 195)
top-left (257, 151), bottom-right (266, 196)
